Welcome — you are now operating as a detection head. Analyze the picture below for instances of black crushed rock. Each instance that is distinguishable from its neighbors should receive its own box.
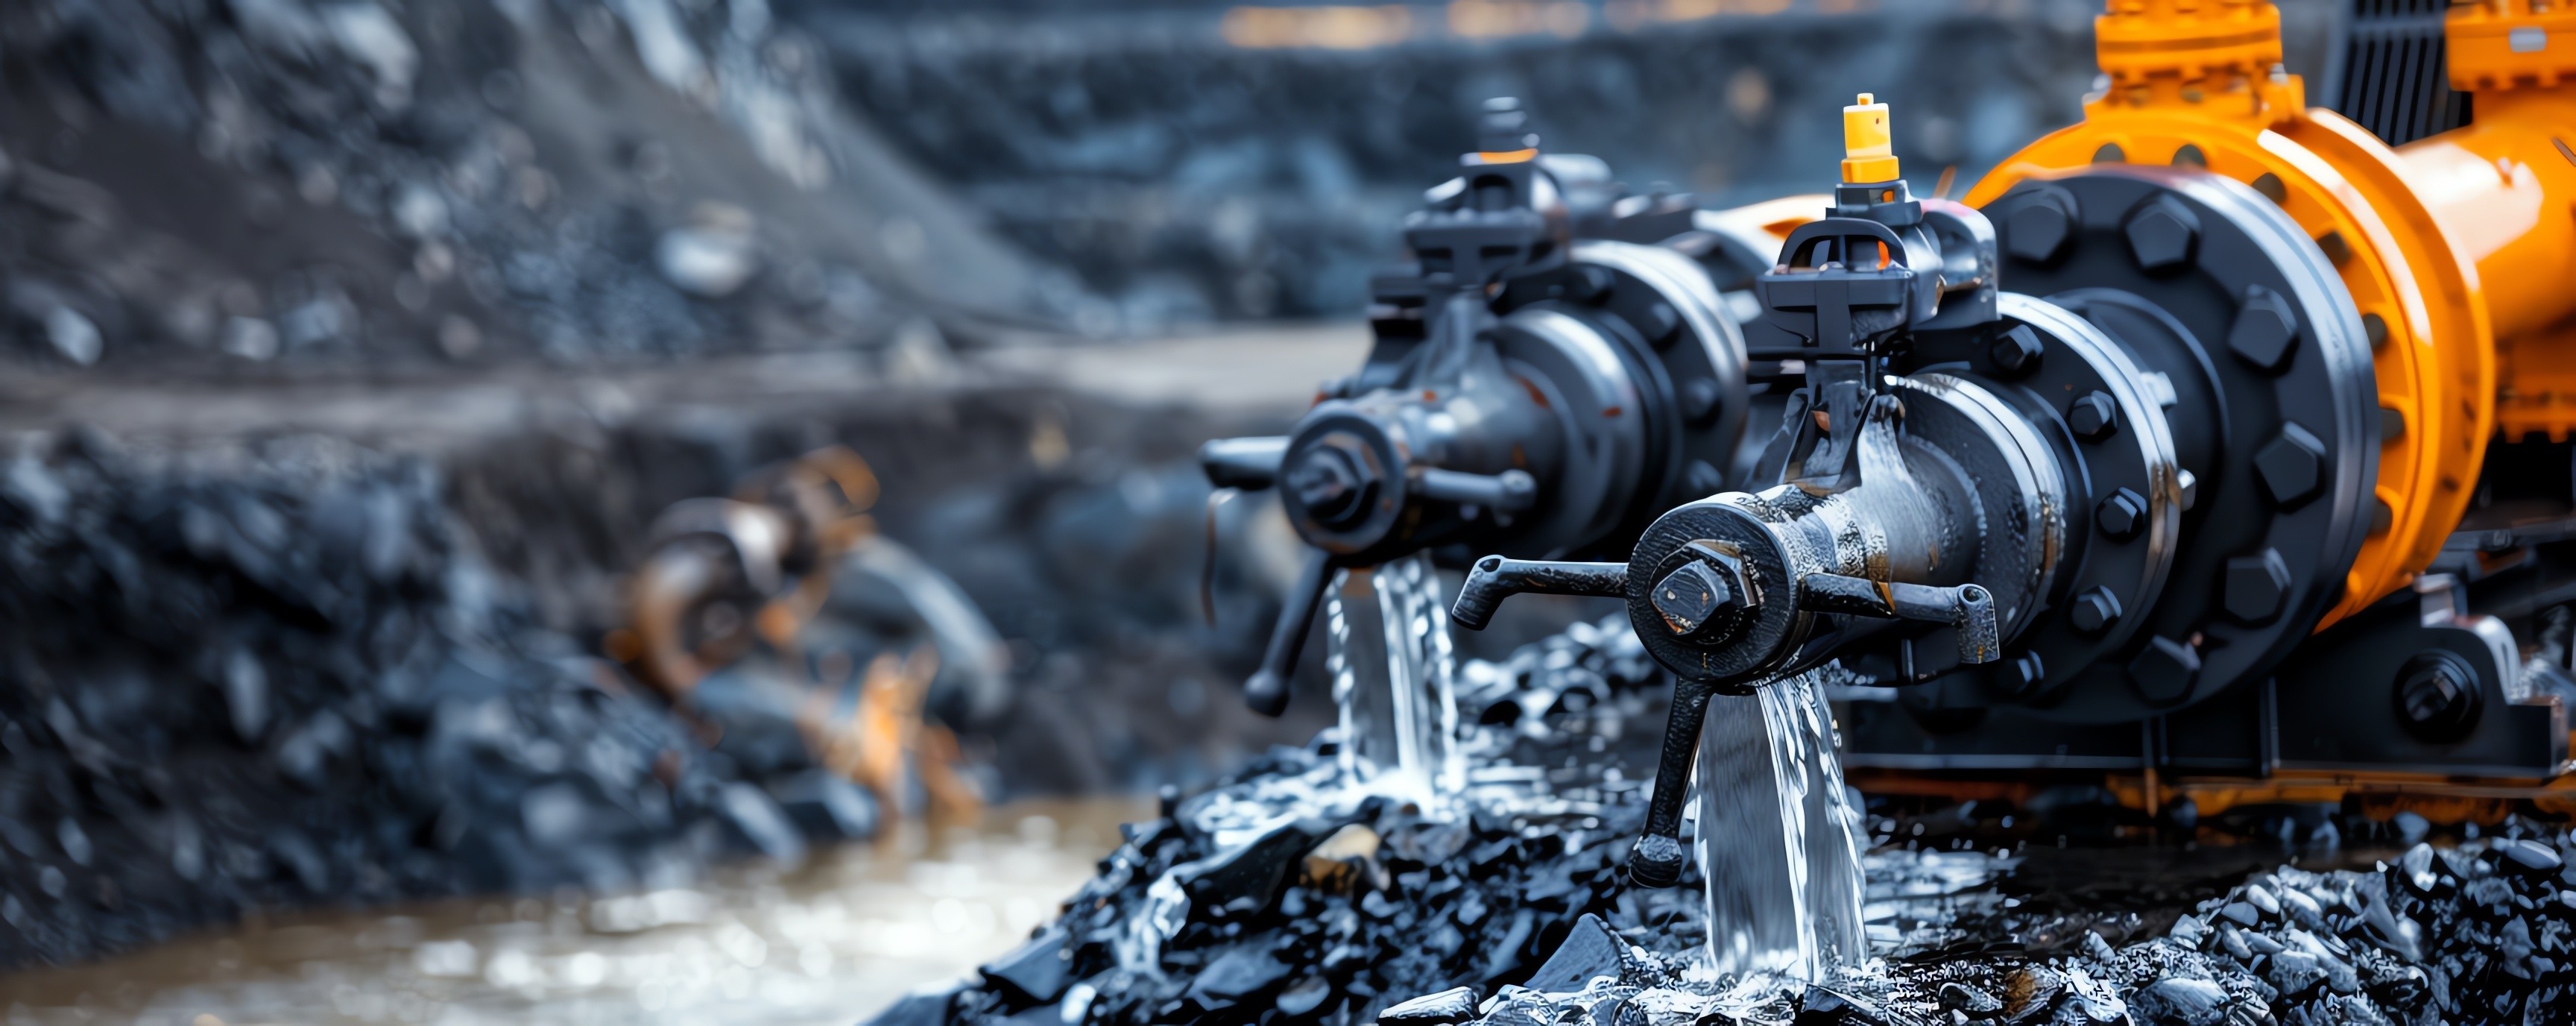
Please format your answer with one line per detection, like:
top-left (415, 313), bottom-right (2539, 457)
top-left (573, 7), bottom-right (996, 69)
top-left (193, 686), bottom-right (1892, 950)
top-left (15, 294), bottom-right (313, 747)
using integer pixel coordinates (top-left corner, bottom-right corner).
top-left (870, 618), bottom-right (1696, 1026)
top-left (0, 0), bottom-right (1063, 374)
top-left (798, 0), bottom-right (2104, 323)
top-left (0, 429), bottom-right (856, 969)
top-left (1453, 828), bottom-right (2576, 1026)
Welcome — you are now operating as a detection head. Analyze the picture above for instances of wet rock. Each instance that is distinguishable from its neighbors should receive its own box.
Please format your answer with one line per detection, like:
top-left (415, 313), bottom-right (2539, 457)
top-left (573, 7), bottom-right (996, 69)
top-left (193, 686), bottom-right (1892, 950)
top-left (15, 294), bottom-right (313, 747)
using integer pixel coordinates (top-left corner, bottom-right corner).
top-left (1940, 981), bottom-right (2004, 1016)
top-left (1189, 819), bottom-right (1336, 919)
top-left (717, 781), bottom-right (806, 866)
top-left (2130, 977), bottom-right (2227, 1025)
top-left (220, 649), bottom-right (271, 743)
top-left (1275, 975), bottom-right (1331, 1018)
top-left (768, 770), bottom-right (880, 840)
top-left (1304, 823), bottom-right (1382, 892)
top-left (1380, 986), bottom-right (1480, 1025)
top-left (1521, 913), bottom-right (1626, 994)
top-left (2057, 967), bottom-right (2126, 1023)
top-left (983, 925), bottom-right (1076, 1007)
top-left (655, 205), bottom-right (763, 299)
top-left (2399, 844), bottom-right (2441, 893)
top-left (2500, 838), bottom-right (2563, 874)
top-left (44, 305), bottom-right (101, 365)
top-left (1188, 946), bottom-right (1292, 1010)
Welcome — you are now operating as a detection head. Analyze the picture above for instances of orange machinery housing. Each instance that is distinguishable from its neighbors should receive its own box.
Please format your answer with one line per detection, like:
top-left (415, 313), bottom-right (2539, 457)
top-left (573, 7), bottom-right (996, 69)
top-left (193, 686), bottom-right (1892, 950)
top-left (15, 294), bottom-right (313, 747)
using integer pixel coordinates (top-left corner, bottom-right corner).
top-left (1850, 0), bottom-right (2576, 819)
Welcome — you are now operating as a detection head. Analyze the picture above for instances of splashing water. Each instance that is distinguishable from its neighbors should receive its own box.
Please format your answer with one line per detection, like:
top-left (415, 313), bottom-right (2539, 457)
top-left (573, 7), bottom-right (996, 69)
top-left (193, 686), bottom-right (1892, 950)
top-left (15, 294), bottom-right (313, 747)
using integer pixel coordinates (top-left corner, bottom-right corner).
top-left (1325, 552), bottom-right (1464, 808)
top-left (1694, 670), bottom-right (1869, 981)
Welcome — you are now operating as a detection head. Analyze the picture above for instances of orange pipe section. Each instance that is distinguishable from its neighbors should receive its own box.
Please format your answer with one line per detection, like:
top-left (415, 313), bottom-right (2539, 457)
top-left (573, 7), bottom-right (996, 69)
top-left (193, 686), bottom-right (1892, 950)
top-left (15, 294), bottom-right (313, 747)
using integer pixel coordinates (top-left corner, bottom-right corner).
top-left (2420, 1), bottom-right (2576, 440)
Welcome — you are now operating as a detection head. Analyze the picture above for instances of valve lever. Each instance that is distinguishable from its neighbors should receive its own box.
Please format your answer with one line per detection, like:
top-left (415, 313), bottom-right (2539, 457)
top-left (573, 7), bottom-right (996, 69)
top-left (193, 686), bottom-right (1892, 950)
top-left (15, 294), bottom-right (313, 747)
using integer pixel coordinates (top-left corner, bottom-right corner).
top-left (1199, 436), bottom-right (1289, 491)
top-left (1450, 556), bottom-right (1630, 632)
top-left (1627, 674), bottom-right (1718, 888)
top-left (1796, 573), bottom-right (2001, 664)
top-left (1415, 468), bottom-right (1540, 513)
top-left (1243, 550), bottom-right (1335, 717)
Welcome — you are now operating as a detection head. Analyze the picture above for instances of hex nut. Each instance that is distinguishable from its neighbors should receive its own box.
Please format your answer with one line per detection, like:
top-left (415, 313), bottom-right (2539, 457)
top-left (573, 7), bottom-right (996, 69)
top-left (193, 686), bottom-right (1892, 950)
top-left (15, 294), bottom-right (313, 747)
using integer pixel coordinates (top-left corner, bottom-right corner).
top-left (2226, 285), bottom-right (2299, 373)
top-left (1570, 265), bottom-right (1615, 303)
top-left (2097, 488), bottom-right (2147, 541)
top-left (2123, 196), bottom-right (2200, 273)
top-left (2223, 547), bottom-right (2294, 624)
top-left (1989, 325), bottom-right (2045, 377)
top-left (1637, 301), bottom-right (1681, 348)
top-left (1683, 378), bottom-right (1723, 425)
top-left (2004, 204), bottom-right (2071, 265)
top-left (2068, 587), bottom-right (2123, 636)
top-left (1652, 561), bottom-right (1726, 635)
top-left (2004, 650), bottom-right (2046, 694)
top-left (2253, 424), bottom-right (2326, 509)
top-left (2068, 391), bottom-right (2117, 441)
top-left (2393, 650), bottom-right (2481, 743)
top-left (2127, 635), bottom-right (2202, 705)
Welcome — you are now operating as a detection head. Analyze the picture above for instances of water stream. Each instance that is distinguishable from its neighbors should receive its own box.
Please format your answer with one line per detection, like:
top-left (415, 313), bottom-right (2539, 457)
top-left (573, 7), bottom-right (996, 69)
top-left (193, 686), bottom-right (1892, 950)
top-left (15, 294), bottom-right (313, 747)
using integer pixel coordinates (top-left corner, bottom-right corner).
top-left (1324, 552), bottom-right (1463, 808)
top-left (1326, 553), bottom-right (1874, 983)
top-left (1694, 670), bottom-right (1871, 981)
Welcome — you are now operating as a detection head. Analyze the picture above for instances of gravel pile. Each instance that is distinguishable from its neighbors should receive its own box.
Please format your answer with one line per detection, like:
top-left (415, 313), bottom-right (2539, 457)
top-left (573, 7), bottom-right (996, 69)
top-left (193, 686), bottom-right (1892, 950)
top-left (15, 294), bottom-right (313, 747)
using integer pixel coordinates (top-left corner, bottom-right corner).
top-left (0, 429), bottom-right (877, 968)
top-left (0, 0), bottom-right (1058, 372)
top-left (1440, 826), bottom-right (2576, 1026)
top-left (866, 618), bottom-right (1696, 1026)
top-left (798, 0), bottom-right (2102, 322)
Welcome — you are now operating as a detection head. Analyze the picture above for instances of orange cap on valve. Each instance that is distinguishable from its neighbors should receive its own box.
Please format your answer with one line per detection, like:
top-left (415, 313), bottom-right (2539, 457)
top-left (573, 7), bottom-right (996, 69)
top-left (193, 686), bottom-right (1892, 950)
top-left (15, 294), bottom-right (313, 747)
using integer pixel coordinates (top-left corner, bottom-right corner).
top-left (1840, 93), bottom-right (1900, 184)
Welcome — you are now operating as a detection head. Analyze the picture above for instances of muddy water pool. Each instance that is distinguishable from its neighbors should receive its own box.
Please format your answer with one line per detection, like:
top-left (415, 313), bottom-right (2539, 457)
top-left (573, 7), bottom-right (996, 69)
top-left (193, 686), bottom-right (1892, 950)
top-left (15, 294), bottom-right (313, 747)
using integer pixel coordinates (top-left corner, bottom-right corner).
top-left (0, 799), bottom-right (1149, 1026)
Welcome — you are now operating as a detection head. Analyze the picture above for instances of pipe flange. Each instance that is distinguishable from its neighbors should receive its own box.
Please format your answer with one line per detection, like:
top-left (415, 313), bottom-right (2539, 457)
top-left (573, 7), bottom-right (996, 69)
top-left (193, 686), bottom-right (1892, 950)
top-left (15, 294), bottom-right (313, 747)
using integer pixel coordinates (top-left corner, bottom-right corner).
top-left (1976, 166), bottom-right (2377, 720)
top-left (1494, 239), bottom-right (1749, 551)
top-left (1892, 295), bottom-right (2181, 711)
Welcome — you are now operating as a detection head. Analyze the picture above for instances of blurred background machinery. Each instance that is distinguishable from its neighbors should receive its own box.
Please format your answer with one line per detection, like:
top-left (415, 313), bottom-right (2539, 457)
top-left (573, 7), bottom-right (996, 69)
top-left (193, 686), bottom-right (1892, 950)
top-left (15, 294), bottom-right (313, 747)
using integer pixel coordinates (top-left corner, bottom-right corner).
top-left (610, 447), bottom-right (1008, 831)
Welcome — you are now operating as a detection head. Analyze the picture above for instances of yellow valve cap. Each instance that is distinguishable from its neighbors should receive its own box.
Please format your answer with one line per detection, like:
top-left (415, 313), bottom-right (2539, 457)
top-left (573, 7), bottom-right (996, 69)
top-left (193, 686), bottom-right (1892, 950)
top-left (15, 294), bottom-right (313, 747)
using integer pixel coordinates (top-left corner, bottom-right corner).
top-left (1840, 92), bottom-right (1900, 184)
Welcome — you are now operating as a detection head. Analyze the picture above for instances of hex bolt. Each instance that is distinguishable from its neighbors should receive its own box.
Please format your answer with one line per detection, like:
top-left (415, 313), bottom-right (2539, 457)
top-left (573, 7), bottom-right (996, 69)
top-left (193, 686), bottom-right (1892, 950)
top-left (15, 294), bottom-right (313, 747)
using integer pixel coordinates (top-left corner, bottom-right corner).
top-left (2127, 635), bottom-right (2201, 705)
top-left (2002, 649), bottom-right (2046, 695)
top-left (1637, 301), bottom-right (1682, 348)
top-left (1570, 265), bottom-right (1615, 304)
top-left (2226, 285), bottom-right (2299, 373)
top-left (1989, 325), bottom-right (2044, 377)
top-left (2223, 547), bottom-right (2293, 624)
top-left (2067, 391), bottom-right (2118, 441)
top-left (2393, 650), bottom-right (2481, 743)
top-left (1651, 561), bottom-right (1732, 637)
top-left (2096, 487), bottom-right (2147, 541)
top-left (2004, 203), bottom-right (2071, 265)
top-left (2068, 587), bottom-right (2122, 637)
top-left (2123, 195), bottom-right (2200, 273)
top-left (2253, 423), bottom-right (2326, 509)
top-left (1283, 445), bottom-right (1376, 529)
top-left (1682, 378), bottom-right (1723, 425)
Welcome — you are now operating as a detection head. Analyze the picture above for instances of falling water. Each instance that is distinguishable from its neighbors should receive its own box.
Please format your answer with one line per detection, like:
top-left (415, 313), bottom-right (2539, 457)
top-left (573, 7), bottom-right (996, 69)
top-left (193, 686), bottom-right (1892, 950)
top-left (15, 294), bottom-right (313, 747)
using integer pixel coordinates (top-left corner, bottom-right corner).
top-left (1325, 552), bottom-right (1463, 807)
top-left (1693, 670), bottom-right (1870, 981)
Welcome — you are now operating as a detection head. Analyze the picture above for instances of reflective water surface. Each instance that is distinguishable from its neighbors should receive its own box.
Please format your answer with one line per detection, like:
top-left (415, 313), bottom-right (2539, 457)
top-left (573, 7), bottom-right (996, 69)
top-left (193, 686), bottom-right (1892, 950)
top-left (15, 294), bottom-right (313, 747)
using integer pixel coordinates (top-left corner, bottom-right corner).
top-left (0, 799), bottom-right (1149, 1026)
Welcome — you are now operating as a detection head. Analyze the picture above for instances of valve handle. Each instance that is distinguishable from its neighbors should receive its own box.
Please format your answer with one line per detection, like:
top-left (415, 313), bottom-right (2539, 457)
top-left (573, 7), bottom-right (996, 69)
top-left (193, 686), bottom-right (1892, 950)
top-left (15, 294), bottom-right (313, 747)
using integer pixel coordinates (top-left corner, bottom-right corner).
top-left (1243, 549), bottom-right (1335, 717)
top-left (1200, 436), bottom-right (1289, 491)
top-left (1795, 573), bottom-right (1999, 664)
top-left (1450, 556), bottom-right (1630, 631)
top-left (1416, 468), bottom-right (1538, 512)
